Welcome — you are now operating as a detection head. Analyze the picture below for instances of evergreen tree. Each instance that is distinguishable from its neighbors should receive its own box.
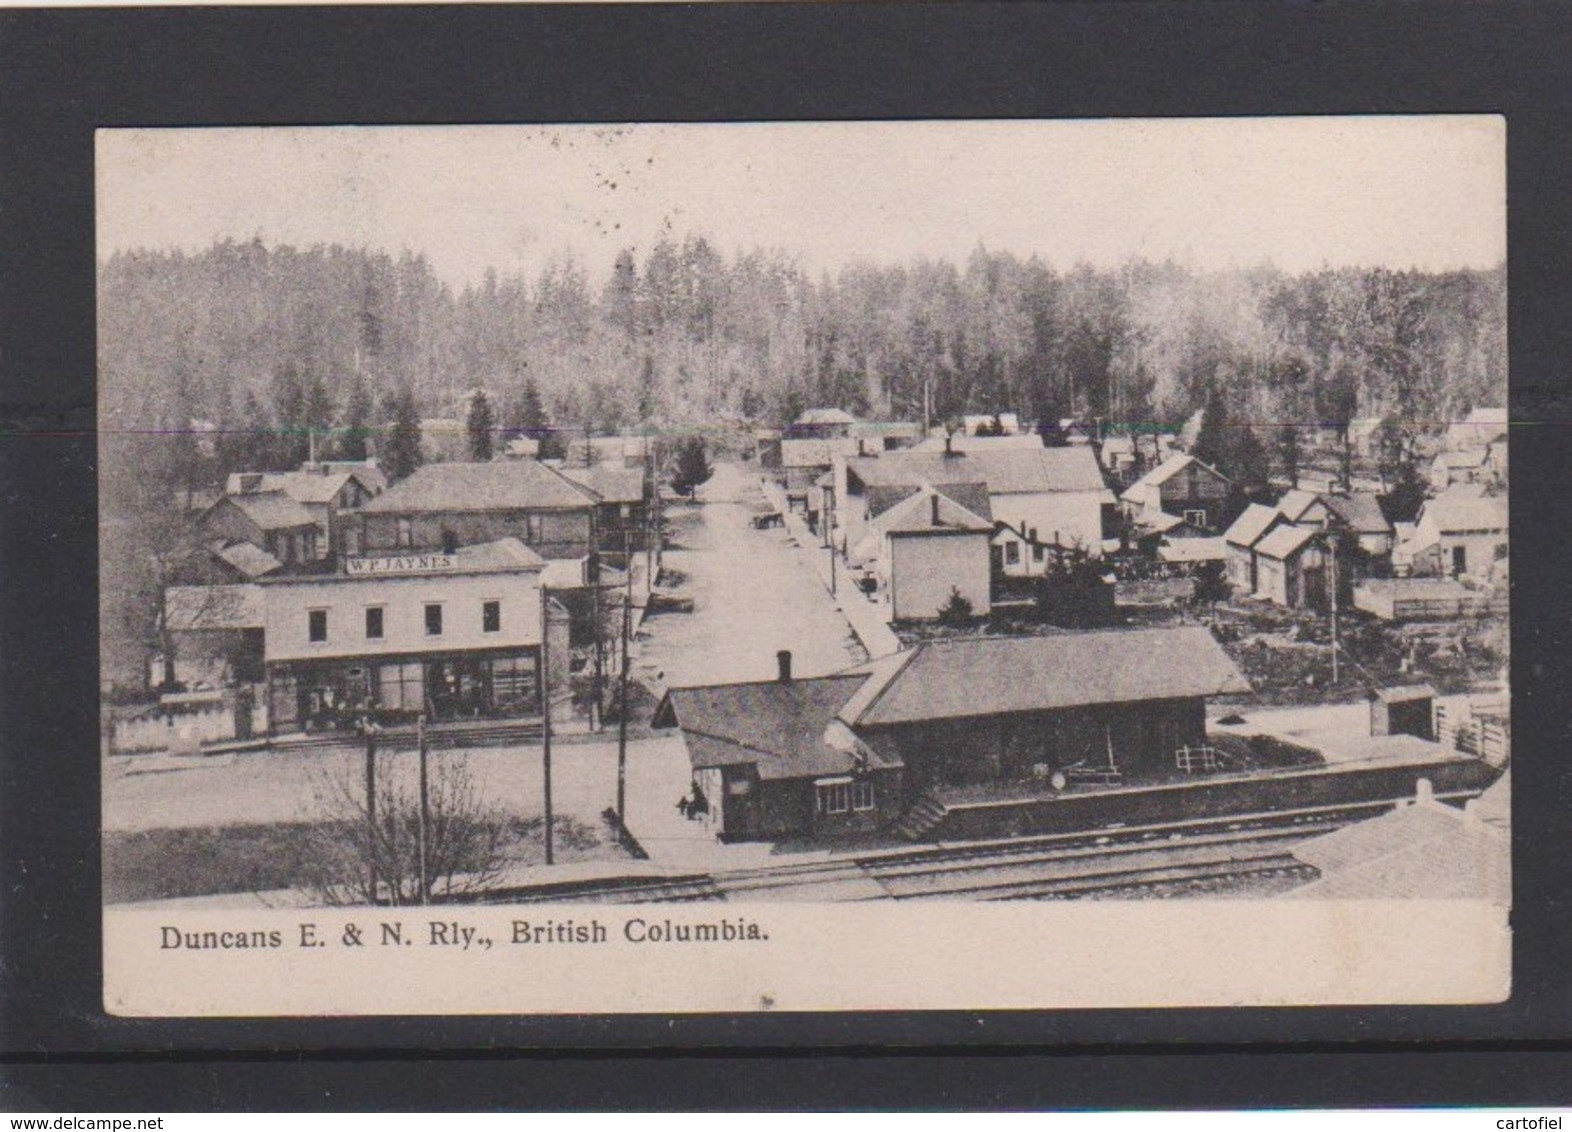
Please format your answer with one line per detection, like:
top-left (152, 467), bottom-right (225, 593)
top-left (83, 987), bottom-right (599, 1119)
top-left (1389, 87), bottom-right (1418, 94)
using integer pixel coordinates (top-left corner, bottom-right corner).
top-left (670, 436), bottom-right (712, 498)
top-left (466, 389), bottom-right (496, 461)
top-left (382, 388), bottom-right (424, 481)
top-left (1190, 393), bottom-right (1233, 474)
top-left (339, 373), bottom-right (374, 461)
top-left (269, 361), bottom-right (308, 469)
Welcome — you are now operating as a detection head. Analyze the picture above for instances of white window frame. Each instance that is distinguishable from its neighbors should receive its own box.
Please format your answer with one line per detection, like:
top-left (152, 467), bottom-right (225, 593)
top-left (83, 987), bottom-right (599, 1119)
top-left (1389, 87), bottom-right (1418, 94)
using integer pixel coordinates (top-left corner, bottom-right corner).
top-left (424, 602), bottom-right (444, 637)
top-left (1184, 509), bottom-right (1208, 528)
top-left (853, 779), bottom-right (876, 811)
top-left (1004, 541), bottom-right (1021, 566)
top-left (364, 605), bottom-right (385, 641)
top-left (481, 598), bottom-right (502, 634)
top-left (307, 608), bottom-right (329, 644)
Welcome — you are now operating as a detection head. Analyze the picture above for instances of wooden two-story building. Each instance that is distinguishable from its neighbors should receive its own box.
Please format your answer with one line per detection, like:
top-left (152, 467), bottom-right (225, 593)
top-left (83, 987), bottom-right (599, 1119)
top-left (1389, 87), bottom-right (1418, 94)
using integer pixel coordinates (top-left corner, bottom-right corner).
top-left (356, 460), bottom-right (598, 561)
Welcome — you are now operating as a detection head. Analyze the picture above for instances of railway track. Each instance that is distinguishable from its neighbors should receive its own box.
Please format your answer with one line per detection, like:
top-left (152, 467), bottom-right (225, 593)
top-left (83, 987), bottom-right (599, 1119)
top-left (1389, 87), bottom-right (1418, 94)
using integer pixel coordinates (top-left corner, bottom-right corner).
top-left (487, 801), bottom-right (1393, 905)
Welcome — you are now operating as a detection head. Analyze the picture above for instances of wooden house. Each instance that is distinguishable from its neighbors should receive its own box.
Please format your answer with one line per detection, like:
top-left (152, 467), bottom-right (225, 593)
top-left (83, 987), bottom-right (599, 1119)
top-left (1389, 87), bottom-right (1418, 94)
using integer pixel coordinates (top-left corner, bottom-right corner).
top-left (1252, 524), bottom-right (1327, 608)
top-left (198, 492), bottom-right (320, 567)
top-left (355, 459), bottom-right (597, 561)
top-left (1223, 502), bottom-right (1283, 594)
top-left (850, 486), bottom-right (993, 622)
top-left (1119, 453), bottom-right (1231, 533)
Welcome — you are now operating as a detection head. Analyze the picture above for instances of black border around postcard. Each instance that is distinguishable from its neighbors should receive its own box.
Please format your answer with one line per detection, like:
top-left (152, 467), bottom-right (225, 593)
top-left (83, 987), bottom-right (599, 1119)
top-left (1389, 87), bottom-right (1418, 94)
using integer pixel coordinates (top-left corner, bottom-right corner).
top-left (2, 0), bottom-right (1570, 1111)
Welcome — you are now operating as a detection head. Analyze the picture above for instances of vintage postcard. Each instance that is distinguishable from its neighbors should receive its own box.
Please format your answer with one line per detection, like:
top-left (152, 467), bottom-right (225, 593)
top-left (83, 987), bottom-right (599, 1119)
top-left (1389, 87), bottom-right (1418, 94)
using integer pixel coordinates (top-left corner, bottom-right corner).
top-left (97, 119), bottom-right (1510, 1016)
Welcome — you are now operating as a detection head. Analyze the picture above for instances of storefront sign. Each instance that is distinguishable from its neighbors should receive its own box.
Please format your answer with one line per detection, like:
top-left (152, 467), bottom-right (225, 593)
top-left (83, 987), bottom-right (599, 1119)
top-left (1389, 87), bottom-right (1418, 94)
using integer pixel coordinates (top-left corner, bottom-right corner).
top-left (345, 554), bottom-right (456, 576)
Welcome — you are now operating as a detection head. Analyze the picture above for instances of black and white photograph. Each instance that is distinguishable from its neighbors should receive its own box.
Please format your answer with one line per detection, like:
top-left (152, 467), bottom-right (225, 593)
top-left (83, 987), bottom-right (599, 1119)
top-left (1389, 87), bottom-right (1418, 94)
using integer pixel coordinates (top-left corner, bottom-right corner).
top-left (95, 118), bottom-right (1511, 1015)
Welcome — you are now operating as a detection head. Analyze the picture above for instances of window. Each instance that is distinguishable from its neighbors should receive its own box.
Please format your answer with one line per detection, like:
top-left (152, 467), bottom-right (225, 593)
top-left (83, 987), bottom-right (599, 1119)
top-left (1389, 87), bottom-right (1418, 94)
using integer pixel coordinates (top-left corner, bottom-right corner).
top-left (482, 600), bottom-right (501, 633)
top-left (1184, 509), bottom-right (1208, 529)
top-left (1004, 542), bottom-right (1021, 566)
top-left (1033, 544), bottom-right (1046, 562)
top-left (396, 517), bottom-right (414, 549)
top-left (375, 662), bottom-right (425, 712)
top-left (815, 778), bottom-right (875, 815)
top-left (365, 606), bottom-right (384, 640)
top-left (308, 609), bottom-right (328, 643)
top-left (525, 514), bottom-right (545, 545)
top-left (489, 655), bottom-right (538, 712)
top-left (424, 603), bottom-right (444, 636)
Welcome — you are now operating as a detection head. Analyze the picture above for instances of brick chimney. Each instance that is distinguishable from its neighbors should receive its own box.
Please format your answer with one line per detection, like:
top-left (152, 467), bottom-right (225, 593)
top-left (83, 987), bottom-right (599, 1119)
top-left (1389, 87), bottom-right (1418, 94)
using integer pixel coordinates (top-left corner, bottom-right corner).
top-left (776, 650), bottom-right (793, 683)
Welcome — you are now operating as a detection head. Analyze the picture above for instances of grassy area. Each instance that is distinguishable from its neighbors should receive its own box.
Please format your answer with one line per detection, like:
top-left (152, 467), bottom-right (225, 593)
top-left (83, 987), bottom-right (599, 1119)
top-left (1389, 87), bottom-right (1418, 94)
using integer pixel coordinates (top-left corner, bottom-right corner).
top-left (104, 814), bottom-right (623, 904)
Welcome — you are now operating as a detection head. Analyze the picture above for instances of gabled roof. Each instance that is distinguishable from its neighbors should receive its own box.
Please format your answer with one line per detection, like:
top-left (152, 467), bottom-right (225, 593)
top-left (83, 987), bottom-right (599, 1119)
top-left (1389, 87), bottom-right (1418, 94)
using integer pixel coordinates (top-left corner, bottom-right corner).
top-left (164, 584), bottom-right (264, 631)
top-left (1321, 493), bottom-right (1392, 535)
top-left (212, 540), bottom-right (282, 580)
top-left (910, 433), bottom-right (1043, 454)
top-left (228, 468), bottom-right (365, 506)
top-left (359, 459), bottom-right (594, 514)
top-left (655, 674), bottom-right (901, 781)
top-left (316, 460), bottom-right (389, 493)
top-left (1423, 492), bottom-right (1507, 535)
top-left (1224, 503), bottom-right (1283, 549)
top-left (838, 627), bottom-right (1250, 728)
top-left (848, 446), bottom-right (1108, 496)
top-left (1254, 523), bottom-right (1319, 561)
top-left (867, 479), bottom-right (991, 522)
top-left (558, 463), bottom-right (645, 505)
top-left (1120, 453), bottom-right (1230, 501)
top-left (873, 486), bottom-right (993, 536)
top-left (208, 491), bottom-right (318, 532)
top-left (1275, 488), bottom-right (1327, 523)
top-left (1288, 799), bottom-right (1509, 901)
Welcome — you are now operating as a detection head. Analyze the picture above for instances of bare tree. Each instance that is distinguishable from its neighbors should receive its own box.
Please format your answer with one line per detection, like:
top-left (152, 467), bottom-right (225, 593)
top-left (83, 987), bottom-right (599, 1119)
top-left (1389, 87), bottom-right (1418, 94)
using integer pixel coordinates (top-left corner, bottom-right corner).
top-left (298, 754), bottom-right (511, 906)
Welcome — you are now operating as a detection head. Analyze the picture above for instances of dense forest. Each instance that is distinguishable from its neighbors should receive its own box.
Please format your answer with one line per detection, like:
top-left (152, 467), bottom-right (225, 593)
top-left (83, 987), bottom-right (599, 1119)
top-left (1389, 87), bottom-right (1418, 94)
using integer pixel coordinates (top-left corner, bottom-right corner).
top-left (100, 237), bottom-right (1506, 463)
top-left (96, 237), bottom-right (1506, 692)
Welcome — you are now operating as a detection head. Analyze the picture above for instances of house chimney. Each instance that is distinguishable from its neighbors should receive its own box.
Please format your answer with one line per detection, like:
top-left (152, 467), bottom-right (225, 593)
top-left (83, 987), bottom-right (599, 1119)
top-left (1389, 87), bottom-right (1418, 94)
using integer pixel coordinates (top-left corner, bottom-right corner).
top-left (944, 433), bottom-right (953, 456)
top-left (931, 490), bottom-right (941, 527)
top-left (776, 650), bottom-right (793, 683)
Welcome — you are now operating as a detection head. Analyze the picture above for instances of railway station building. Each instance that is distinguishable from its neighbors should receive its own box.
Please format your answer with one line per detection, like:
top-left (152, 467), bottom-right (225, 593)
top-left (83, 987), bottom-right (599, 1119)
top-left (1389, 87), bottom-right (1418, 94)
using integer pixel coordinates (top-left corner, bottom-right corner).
top-left (653, 627), bottom-right (1251, 842)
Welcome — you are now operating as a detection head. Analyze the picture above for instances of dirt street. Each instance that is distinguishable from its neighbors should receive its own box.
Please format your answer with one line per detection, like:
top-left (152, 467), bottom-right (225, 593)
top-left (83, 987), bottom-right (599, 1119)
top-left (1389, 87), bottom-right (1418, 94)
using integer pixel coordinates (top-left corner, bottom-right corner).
top-left (636, 461), bottom-right (867, 688)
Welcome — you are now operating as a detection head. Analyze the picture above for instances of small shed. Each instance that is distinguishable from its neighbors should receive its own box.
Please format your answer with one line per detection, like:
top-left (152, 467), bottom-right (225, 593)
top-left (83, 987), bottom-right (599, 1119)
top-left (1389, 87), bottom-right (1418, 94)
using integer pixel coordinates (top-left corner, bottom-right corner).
top-left (1369, 684), bottom-right (1436, 741)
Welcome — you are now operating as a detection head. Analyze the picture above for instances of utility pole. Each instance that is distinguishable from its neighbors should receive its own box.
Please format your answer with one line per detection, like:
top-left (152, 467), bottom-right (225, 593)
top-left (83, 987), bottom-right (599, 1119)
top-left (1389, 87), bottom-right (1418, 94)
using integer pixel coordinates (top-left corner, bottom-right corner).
top-left (1327, 532), bottom-right (1340, 686)
top-left (592, 558), bottom-right (604, 730)
top-left (616, 590), bottom-right (631, 826)
top-left (363, 714), bottom-right (378, 905)
top-left (415, 713), bottom-right (430, 905)
top-left (539, 583), bottom-right (554, 866)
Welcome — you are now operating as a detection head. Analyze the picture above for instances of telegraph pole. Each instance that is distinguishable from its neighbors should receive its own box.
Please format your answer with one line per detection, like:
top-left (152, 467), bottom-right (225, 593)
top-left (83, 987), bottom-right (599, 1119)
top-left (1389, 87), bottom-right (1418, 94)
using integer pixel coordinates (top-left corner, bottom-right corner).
top-left (415, 713), bottom-right (430, 905)
top-left (616, 590), bottom-right (632, 825)
top-left (363, 714), bottom-right (378, 904)
top-left (1327, 532), bottom-right (1340, 686)
top-left (540, 583), bottom-right (554, 866)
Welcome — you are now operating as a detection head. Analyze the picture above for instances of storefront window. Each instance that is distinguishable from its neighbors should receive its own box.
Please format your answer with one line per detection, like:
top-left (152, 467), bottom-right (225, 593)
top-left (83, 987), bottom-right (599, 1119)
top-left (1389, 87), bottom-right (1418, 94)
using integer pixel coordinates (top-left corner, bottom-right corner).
top-left (375, 662), bottom-right (425, 713)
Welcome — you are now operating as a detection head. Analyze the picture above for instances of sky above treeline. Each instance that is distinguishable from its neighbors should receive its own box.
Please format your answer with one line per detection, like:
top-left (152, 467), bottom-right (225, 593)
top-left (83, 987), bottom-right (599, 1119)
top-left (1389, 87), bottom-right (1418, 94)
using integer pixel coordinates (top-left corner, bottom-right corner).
top-left (97, 117), bottom-right (1506, 290)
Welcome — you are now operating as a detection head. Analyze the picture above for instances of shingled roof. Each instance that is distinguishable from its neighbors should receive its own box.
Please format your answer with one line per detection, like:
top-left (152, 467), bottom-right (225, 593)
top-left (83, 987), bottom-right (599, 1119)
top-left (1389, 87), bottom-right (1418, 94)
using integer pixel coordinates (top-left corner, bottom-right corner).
top-left (359, 460), bottom-right (594, 514)
top-left (873, 486), bottom-right (993, 535)
top-left (1223, 503), bottom-right (1282, 549)
top-left (837, 627), bottom-right (1250, 728)
top-left (558, 463), bottom-right (646, 505)
top-left (209, 491), bottom-right (318, 532)
top-left (848, 446), bottom-right (1108, 495)
top-left (654, 675), bottom-right (901, 780)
